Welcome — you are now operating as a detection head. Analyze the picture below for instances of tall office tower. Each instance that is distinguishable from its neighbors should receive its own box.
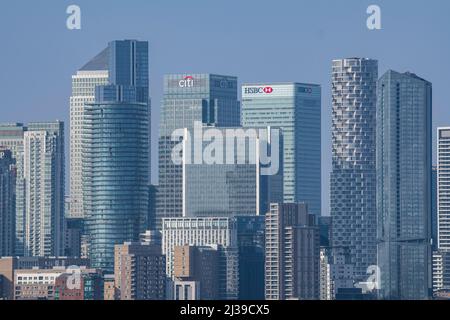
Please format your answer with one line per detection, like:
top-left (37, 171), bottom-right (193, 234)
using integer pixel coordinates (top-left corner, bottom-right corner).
top-left (70, 50), bottom-right (109, 219)
top-left (173, 245), bottom-right (219, 300)
top-left (114, 242), bottom-right (166, 300)
top-left (157, 74), bottom-right (240, 229)
top-left (241, 83), bottom-right (321, 215)
top-left (0, 123), bottom-right (27, 256)
top-left (162, 217), bottom-right (240, 300)
top-left (377, 70), bottom-right (432, 300)
top-left (71, 40), bottom-right (149, 219)
top-left (23, 122), bottom-right (65, 257)
top-left (438, 128), bottom-right (450, 251)
top-left (265, 203), bottom-right (320, 300)
top-left (330, 58), bottom-right (378, 279)
top-left (182, 125), bottom-right (282, 218)
top-left (0, 149), bottom-right (16, 257)
top-left (83, 86), bottom-right (149, 272)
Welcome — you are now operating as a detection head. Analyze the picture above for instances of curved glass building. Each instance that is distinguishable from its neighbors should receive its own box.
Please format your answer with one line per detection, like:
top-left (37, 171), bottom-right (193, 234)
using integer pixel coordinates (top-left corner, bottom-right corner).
top-left (83, 86), bottom-right (149, 272)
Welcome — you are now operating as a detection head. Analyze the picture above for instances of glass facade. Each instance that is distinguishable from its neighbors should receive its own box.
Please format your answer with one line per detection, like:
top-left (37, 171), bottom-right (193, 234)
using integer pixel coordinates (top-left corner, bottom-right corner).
top-left (182, 125), bottom-right (282, 218)
top-left (330, 58), bottom-right (378, 279)
top-left (157, 74), bottom-right (240, 228)
top-left (0, 123), bottom-right (26, 256)
top-left (83, 98), bottom-right (149, 272)
top-left (377, 70), bottom-right (432, 300)
top-left (241, 83), bottom-right (321, 216)
top-left (0, 148), bottom-right (16, 257)
top-left (82, 40), bottom-right (150, 272)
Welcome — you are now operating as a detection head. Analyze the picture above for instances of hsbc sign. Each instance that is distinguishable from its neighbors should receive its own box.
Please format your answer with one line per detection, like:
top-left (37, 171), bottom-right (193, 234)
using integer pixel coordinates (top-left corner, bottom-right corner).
top-left (244, 86), bottom-right (274, 95)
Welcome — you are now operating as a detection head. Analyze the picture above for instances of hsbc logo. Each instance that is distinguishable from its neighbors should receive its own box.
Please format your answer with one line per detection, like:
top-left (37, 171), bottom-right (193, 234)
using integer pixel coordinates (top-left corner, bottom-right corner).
top-left (179, 76), bottom-right (195, 88)
top-left (244, 87), bottom-right (274, 95)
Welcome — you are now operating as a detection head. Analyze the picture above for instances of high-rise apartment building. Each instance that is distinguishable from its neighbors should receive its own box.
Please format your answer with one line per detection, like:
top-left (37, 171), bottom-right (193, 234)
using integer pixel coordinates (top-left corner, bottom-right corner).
top-left (241, 83), bottom-right (321, 215)
top-left (23, 121), bottom-right (65, 257)
top-left (114, 242), bottom-right (166, 300)
top-left (0, 123), bottom-right (27, 256)
top-left (330, 58), bottom-right (378, 279)
top-left (377, 70), bottom-right (432, 300)
top-left (0, 149), bottom-right (16, 257)
top-left (265, 203), bottom-right (320, 300)
top-left (157, 74), bottom-right (240, 229)
top-left (438, 128), bottom-right (450, 251)
top-left (173, 245), bottom-right (219, 300)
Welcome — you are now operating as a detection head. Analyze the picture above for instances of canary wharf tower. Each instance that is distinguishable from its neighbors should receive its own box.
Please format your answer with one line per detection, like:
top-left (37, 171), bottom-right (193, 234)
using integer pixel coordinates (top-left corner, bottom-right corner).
top-left (330, 58), bottom-right (378, 279)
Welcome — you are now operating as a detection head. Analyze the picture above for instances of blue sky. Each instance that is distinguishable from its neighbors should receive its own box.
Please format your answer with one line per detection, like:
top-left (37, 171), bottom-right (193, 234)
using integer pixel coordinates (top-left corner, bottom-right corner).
top-left (1, 0), bottom-right (449, 215)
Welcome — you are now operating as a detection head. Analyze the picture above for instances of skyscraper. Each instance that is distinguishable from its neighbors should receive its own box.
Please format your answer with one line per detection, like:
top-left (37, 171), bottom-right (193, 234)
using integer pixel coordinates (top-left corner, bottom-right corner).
top-left (330, 58), bottom-right (378, 279)
top-left (181, 125), bottom-right (282, 218)
top-left (71, 40), bottom-right (149, 219)
top-left (265, 203), bottom-right (320, 300)
top-left (241, 83), bottom-right (321, 215)
top-left (377, 70), bottom-right (432, 300)
top-left (438, 127), bottom-right (450, 251)
top-left (70, 49), bottom-right (109, 219)
top-left (157, 74), bottom-right (240, 228)
top-left (81, 40), bottom-right (150, 272)
top-left (0, 123), bottom-right (27, 256)
top-left (83, 87), bottom-right (149, 272)
top-left (24, 121), bottom-right (65, 257)
top-left (0, 148), bottom-right (16, 257)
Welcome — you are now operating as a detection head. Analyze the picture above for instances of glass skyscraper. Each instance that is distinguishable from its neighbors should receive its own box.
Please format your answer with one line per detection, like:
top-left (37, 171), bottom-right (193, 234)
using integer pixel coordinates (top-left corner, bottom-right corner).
top-left (182, 125), bottom-right (282, 218)
top-left (241, 83), bottom-right (321, 215)
top-left (82, 40), bottom-right (150, 272)
top-left (0, 148), bottom-right (16, 257)
top-left (330, 58), bottom-right (378, 279)
top-left (377, 70), bottom-right (432, 300)
top-left (0, 123), bottom-right (26, 256)
top-left (156, 74), bottom-right (240, 229)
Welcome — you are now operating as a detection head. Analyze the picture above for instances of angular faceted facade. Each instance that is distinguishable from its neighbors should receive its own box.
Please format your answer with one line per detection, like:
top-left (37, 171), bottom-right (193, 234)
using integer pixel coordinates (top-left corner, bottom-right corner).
top-left (70, 49), bottom-right (109, 219)
top-left (80, 40), bottom-right (150, 272)
top-left (377, 70), bottom-right (432, 300)
top-left (71, 40), bottom-right (149, 219)
top-left (241, 83), bottom-right (321, 215)
top-left (330, 58), bottom-right (378, 279)
top-left (157, 74), bottom-right (240, 229)
top-left (24, 122), bottom-right (65, 257)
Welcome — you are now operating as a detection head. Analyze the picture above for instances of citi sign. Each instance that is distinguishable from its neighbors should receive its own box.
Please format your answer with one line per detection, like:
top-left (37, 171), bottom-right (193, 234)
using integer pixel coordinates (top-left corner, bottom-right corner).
top-left (179, 76), bottom-right (195, 88)
top-left (244, 86), bottom-right (274, 94)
